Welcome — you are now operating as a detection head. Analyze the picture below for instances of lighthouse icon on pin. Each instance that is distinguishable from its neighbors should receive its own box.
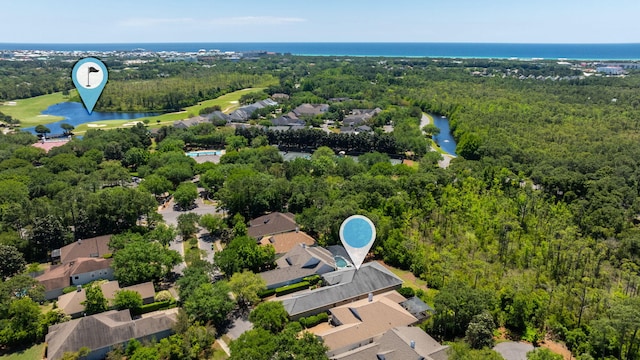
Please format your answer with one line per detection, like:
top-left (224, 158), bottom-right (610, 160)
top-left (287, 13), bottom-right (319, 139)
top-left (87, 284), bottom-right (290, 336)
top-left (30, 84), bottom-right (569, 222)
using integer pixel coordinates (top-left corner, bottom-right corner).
top-left (72, 57), bottom-right (108, 114)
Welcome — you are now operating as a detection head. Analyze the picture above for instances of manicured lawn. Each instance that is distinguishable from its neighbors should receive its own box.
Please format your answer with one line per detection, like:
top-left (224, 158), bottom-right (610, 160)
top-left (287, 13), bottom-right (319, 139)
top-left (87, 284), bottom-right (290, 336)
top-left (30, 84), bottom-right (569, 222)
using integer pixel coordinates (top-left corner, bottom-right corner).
top-left (73, 87), bottom-right (266, 134)
top-left (0, 92), bottom-right (76, 126)
top-left (0, 343), bottom-right (46, 360)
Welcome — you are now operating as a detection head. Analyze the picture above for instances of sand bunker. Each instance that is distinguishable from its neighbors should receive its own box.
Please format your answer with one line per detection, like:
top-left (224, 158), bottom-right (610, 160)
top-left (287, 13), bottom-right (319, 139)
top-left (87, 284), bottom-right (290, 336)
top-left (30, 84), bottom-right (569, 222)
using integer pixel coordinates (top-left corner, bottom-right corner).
top-left (87, 124), bottom-right (107, 128)
top-left (122, 121), bottom-right (143, 127)
top-left (3, 101), bottom-right (17, 106)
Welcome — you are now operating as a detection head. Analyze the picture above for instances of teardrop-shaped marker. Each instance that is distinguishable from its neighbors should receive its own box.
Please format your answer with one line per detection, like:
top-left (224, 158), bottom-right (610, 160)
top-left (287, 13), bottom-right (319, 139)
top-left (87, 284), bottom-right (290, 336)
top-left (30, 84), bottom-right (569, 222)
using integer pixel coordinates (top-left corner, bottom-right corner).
top-left (339, 215), bottom-right (376, 270)
top-left (72, 57), bottom-right (108, 114)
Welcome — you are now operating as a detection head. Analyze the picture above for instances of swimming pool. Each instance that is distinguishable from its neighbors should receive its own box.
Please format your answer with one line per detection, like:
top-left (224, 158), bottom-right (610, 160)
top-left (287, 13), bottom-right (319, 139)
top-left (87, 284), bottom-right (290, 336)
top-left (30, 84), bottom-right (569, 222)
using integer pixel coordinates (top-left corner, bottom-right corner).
top-left (335, 256), bottom-right (351, 269)
top-left (185, 150), bottom-right (223, 157)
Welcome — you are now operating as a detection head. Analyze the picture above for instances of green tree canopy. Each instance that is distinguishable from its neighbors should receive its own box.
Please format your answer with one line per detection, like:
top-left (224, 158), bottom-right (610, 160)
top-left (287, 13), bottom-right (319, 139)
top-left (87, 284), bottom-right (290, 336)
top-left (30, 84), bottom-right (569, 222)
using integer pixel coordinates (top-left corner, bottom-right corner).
top-left (113, 239), bottom-right (181, 286)
top-left (228, 270), bottom-right (266, 308)
top-left (249, 301), bottom-right (289, 333)
top-left (114, 289), bottom-right (143, 312)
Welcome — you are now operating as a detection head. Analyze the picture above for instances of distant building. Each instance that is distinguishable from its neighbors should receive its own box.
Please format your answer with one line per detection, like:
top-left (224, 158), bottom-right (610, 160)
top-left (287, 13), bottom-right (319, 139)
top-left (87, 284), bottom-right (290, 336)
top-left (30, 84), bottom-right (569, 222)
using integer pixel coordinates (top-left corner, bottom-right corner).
top-left (271, 93), bottom-right (290, 100)
top-left (292, 103), bottom-right (330, 117)
top-left (229, 99), bottom-right (278, 122)
top-left (596, 66), bottom-right (625, 75)
top-left (259, 231), bottom-right (316, 255)
top-left (45, 309), bottom-right (177, 360)
top-left (248, 212), bottom-right (298, 239)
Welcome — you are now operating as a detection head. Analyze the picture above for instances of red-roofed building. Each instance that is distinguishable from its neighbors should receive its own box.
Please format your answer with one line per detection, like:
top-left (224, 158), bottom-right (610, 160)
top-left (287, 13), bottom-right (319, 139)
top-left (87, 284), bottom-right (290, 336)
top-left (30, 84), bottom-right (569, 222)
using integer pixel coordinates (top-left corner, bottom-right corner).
top-left (36, 258), bottom-right (114, 300)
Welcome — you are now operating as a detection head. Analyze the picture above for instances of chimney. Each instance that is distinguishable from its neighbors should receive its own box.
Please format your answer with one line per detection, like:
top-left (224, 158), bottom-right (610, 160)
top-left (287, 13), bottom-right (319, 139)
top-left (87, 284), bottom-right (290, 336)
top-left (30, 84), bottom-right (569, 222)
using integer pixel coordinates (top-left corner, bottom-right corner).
top-left (295, 226), bottom-right (299, 233)
top-left (410, 340), bottom-right (415, 349)
top-left (368, 293), bottom-right (373, 302)
top-left (77, 285), bottom-right (82, 292)
top-left (77, 239), bottom-right (82, 245)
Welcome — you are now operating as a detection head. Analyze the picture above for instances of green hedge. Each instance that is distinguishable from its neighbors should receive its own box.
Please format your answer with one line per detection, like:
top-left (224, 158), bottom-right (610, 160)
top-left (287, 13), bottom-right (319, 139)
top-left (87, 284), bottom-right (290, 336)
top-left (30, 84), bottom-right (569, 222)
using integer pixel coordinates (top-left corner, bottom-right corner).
top-left (258, 288), bottom-right (276, 298)
top-left (131, 300), bottom-right (177, 316)
top-left (62, 286), bottom-right (79, 294)
top-left (302, 275), bottom-right (321, 285)
top-left (275, 281), bottom-right (310, 297)
top-left (299, 312), bottom-right (329, 328)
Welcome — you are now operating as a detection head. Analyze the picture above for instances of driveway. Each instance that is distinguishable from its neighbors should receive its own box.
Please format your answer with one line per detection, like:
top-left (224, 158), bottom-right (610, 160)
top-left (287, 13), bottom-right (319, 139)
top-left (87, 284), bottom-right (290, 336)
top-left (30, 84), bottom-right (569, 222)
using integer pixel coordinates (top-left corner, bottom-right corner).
top-left (159, 196), bottom-right (222, 274)
top-left (493, 342), bottom-right (534, 360)
top-left (226, 315), bottom-right (253, 340)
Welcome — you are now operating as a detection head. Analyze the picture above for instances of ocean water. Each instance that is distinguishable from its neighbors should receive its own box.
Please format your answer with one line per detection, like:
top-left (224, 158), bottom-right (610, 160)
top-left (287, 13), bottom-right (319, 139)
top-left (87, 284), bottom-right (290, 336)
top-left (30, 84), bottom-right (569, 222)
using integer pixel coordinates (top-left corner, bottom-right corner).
top-left (2, 43), bottom-right (640, 60)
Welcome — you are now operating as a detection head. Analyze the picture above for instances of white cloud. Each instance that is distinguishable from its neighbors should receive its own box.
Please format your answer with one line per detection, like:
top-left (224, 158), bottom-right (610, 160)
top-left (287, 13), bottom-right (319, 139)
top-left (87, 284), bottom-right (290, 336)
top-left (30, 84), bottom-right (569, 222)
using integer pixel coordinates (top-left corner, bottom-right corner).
top-left (210, 16), bottom-right (306, 26)
top-left (119, 18), bottom-right (195, 27)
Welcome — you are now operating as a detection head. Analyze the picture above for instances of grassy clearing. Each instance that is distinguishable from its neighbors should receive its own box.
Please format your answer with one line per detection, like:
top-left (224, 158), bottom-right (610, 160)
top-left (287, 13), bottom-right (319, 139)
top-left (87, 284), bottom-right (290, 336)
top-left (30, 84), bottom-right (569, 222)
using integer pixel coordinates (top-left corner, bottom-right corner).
top-left (73, 88), bottom-right (266, 134)
top-left (0, 92), bottom-right (77, 126)
top-left (0, 343), bottom-right (46, 360)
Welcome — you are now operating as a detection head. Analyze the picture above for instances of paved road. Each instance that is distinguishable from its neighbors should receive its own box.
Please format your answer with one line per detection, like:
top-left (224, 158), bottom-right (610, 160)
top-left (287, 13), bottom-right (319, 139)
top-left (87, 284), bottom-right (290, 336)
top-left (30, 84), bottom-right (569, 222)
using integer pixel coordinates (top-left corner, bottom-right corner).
top-left (197, 229), bottom-right (215, 264)
top-left (493, 342), bottom-right (534, 360)
top-left (159, 195), bottom-right (222, 273)
top-left (226, 316), bottom-right (253, 340)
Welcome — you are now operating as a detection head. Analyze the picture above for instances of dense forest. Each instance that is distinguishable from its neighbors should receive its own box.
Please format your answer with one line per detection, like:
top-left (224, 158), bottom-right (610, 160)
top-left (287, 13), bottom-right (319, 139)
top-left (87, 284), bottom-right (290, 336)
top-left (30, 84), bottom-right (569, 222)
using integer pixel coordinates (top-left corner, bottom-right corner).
top-left (1, 55), bottom-right (639, 359)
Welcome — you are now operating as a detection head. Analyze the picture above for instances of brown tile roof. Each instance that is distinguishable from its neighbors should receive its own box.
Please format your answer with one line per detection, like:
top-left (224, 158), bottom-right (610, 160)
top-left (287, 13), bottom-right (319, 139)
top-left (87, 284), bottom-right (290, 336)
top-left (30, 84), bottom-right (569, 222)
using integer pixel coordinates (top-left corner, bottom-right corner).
top-left (260, 231), bottom-right (316, 254)
top-left (331, 326), bottom-right (448, 360)
top-left (57, 235), bottom-right (112, 264)
top-left (45, 309), bottom-right (177, 360)
top-left (248, 212), bottom-right (297, 239)
top-left (57, 281), bottom-right (156, 317)
top-left (36, 258), bottom-right (113, 292)
top-left (318, 291), bottom-right (418, 353)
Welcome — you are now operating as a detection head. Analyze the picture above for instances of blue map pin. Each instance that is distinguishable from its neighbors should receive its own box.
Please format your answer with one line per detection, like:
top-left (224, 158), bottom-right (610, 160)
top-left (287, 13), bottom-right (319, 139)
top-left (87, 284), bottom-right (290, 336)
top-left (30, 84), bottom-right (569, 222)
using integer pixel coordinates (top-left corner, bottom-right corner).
top-left (72, 57), bottom-right (108, 114)
top-left (339, 215), bottom-right (376, 270)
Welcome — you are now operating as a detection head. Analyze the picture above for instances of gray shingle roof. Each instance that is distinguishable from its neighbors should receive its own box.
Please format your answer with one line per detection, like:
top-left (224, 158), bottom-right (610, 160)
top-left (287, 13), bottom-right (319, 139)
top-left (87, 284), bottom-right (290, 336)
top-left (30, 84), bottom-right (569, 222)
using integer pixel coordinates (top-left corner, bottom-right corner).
top-left (45, 309), bottom-right (177, 360)
top-left (280, 261), bottom-right (402, 318)
top-left (260, 245), bottom-right (335, 288)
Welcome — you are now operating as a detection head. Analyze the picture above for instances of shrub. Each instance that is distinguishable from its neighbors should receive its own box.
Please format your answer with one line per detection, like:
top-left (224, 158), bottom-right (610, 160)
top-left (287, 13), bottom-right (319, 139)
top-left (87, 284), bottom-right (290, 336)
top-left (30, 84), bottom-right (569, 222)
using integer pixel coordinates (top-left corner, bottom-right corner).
top-left (299, 312), bottom-right (329, 328)
top-left (63, 286), bottom-right (79, 294)
top-left (398, 287), bottom-right (416, 298)
top-left (155, 290), bottom-right (173, 302)
top-left (258, 288), bottom-right (276, 298)
top-left (275, 281), bottom-right (310, 296)
top-left (131, 300), bottom-right (177, 316)
top-left (302, 275), bottom-right (321, 285)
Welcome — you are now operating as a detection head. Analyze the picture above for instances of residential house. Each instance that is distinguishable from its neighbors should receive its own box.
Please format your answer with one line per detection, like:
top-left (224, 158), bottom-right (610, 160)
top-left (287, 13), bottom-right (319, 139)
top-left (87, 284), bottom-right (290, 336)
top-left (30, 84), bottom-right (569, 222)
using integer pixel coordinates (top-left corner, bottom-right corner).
top-left (271, 93), bottom-right (290, 100)
top-left (172, 116), bottom-right (209, 129)
top-left (51, 235), bottom-right (112, 265)
top-left (57, 281), bottom-right (156, 318)
top-left (37, 258), bottom-right (114, 300)
top-left (259, 230), bottom-right (316, 255)
top-left (206, 111), bottom-right (231, 123)
top-left (331, 326), bottom-right (449, 360)
top-left (292, 103), bottom-right (329, 117)
top-left (248, 212), bottom-right (298, 240)
top-left (271, 115), bottom-right (305, 127)
top-left (229, 99), bottom-right (278, 122)
top-left (279, 261), bottom-right (403, 320)
top-left (260, 244), bottom-right (335, 289)
top-left (45, 309), bottom-right (178, 360)
top-left (318, 291), bottom-right (418, 357)
top-left (343, 108), bottom-right (382, 127)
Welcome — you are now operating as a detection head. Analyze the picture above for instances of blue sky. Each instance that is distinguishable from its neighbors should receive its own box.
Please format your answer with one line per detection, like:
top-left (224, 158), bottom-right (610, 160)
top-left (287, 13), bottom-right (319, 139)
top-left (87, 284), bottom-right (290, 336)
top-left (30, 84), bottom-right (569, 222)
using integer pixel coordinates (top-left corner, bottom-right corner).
top-left (2, 0), bottom-right (639, 43)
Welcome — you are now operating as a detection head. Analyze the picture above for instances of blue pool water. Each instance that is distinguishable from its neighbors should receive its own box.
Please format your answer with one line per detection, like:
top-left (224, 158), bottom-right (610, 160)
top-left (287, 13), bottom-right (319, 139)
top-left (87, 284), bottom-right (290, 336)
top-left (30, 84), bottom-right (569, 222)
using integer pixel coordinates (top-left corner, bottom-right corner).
top-left (185, 150), bottom-right (223, 157)
top-left (335, 256), bottom-right (349, 268)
